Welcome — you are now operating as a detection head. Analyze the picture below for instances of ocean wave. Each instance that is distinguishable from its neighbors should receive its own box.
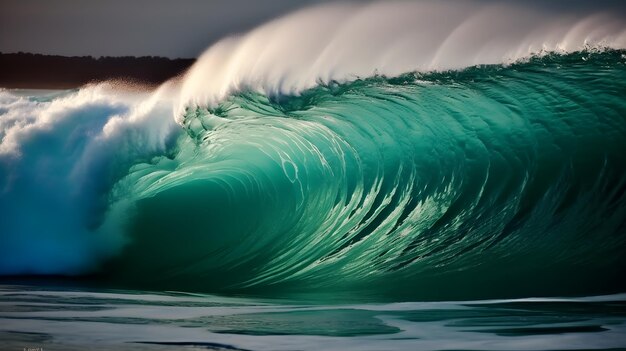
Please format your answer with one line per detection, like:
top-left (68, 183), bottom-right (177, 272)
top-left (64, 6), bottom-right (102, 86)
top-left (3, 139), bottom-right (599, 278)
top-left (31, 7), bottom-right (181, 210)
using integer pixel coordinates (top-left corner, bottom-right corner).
top-left (1, 1), bottom-right (626, 300)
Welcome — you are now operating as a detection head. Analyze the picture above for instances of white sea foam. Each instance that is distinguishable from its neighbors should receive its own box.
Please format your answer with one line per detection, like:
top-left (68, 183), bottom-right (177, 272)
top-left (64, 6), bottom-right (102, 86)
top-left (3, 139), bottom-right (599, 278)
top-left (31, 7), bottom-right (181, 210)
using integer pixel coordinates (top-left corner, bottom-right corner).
top-left (0, 83), bottom-right (181, 274)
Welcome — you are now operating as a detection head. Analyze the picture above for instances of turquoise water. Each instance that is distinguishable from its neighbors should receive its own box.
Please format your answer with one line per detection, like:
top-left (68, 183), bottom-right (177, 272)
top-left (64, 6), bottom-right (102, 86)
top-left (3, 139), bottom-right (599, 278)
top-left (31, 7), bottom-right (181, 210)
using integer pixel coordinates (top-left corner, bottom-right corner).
top-left (106, 52), bottom-right (626, 299)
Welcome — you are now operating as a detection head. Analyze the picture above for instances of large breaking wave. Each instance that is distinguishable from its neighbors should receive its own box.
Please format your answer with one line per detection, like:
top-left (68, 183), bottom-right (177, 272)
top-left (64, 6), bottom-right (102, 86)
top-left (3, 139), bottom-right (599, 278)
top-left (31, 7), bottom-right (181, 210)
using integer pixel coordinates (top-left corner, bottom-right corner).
top-left (1, 1), bottom-right (626, 300)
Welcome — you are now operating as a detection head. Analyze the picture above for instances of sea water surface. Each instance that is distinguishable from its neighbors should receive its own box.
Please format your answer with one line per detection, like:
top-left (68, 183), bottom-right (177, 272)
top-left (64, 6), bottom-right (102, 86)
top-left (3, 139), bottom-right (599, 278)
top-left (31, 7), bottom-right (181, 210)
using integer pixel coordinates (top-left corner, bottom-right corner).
top-left (1, 285), bottom-right (626, 351)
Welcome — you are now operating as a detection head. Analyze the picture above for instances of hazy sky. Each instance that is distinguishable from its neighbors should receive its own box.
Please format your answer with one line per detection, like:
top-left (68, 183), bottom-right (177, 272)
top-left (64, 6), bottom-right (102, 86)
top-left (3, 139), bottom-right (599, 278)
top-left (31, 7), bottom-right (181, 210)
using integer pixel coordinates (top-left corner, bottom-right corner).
top-left (1, 0), bottom-right (624, 58)
top-left (0, 0), bottom-right (332, 58)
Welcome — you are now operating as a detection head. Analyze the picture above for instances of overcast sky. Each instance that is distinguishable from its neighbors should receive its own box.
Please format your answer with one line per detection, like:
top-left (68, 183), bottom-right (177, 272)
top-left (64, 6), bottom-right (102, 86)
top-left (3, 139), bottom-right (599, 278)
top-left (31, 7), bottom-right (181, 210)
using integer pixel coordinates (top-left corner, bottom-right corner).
top-left (0, 0), bottom-right (334, 58)
top-left (1, 0), bottom-right (624, 58)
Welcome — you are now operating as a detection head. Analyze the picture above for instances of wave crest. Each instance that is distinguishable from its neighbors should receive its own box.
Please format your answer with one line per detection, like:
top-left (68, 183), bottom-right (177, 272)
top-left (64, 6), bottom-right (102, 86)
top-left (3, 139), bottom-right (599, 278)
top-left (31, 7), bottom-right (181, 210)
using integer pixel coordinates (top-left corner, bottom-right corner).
top-left (178, 1), bottom-right (626, 112)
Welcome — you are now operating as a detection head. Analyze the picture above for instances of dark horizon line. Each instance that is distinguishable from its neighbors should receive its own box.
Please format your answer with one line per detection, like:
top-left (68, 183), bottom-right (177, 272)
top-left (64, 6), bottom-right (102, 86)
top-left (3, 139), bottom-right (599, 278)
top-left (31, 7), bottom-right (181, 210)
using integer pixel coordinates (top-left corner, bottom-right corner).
top-left (0, 52), bottom-right (197, 89)
top-left (0, 51), bottom-right (197, 60)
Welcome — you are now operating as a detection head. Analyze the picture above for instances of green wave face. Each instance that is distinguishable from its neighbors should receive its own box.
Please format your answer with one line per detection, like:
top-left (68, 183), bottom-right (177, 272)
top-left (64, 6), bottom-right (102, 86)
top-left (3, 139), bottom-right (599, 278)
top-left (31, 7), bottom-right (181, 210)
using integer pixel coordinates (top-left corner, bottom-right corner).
top-left (102, 52), bottom-right (626, 300)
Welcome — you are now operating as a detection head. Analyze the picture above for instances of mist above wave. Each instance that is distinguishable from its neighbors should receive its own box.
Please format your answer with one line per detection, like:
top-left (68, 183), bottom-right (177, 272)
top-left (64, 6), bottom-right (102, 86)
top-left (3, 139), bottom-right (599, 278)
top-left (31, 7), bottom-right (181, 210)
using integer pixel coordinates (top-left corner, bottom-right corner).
top-left (178, 0), bottom-right (626, 112)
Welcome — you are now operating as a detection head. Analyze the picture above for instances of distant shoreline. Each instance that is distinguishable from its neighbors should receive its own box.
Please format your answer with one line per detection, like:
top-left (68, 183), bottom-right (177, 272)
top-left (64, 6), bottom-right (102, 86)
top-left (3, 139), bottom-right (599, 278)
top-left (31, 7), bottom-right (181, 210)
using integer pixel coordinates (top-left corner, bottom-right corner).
top-left (0, 53), bottom-right (195, 89)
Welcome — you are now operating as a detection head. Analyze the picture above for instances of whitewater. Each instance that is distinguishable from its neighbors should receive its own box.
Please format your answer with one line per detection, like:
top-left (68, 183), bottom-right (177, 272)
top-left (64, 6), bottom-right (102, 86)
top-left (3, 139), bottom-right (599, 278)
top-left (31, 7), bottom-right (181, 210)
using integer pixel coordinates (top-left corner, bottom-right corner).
top-left (1, 1), bottom-right (626, 302)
